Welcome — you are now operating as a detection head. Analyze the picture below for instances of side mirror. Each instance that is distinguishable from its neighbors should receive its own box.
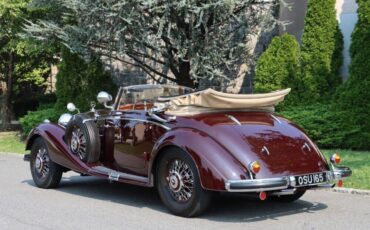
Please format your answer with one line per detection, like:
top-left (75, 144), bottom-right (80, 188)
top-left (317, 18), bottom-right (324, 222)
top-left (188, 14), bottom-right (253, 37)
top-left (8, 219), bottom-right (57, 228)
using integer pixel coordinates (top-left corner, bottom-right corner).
top-left (67, 103), bottom-right (77, 112)
top-left (97, 91), bottom-right (112, 104)
top-left (97, 91), bottom-right (113, 110)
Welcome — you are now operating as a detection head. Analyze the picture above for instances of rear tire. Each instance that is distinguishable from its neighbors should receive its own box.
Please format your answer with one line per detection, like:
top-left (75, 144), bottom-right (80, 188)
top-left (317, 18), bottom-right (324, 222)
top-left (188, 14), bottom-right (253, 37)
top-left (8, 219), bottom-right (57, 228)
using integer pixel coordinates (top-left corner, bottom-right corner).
top-left (30, 137), bottom-right (63, 188)
top-left (65, 114), bottom-right (101, 163)
top-left (269, 190), bottom-right (306, 202)
top-left (156, 147), bottom-right (212, 217)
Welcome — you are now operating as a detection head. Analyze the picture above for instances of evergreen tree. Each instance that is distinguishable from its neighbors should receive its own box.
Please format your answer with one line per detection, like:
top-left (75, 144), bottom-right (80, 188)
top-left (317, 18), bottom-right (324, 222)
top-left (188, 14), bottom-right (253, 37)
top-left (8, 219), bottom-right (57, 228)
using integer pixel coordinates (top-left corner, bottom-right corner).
top-left (301, 0), bottom-right (343, 100)
top-left (55, 48), bottom-right (116, 112)
top-left (254, 34), bottom-right (302, 106)
top-left (336, 0), bottom-right (370, 149)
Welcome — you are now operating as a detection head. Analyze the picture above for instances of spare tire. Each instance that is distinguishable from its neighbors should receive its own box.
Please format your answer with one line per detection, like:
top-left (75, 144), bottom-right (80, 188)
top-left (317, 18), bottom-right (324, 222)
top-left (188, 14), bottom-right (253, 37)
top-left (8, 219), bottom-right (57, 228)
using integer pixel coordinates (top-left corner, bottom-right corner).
top-left (65, 114), bottom-right (101, 163)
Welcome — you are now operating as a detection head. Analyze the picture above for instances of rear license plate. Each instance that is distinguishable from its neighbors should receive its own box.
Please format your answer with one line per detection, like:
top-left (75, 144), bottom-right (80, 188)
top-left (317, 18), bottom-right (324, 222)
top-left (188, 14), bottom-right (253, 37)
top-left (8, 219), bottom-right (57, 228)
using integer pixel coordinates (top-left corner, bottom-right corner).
top-left (295, 173), bottom-right (326, 186)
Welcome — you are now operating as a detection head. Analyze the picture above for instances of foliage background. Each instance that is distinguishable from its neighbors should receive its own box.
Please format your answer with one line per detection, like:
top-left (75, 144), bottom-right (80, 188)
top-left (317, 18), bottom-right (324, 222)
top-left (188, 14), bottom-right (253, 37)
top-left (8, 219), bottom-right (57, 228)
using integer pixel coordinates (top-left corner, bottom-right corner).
top-left (256, 0), bottom-right (369, 150)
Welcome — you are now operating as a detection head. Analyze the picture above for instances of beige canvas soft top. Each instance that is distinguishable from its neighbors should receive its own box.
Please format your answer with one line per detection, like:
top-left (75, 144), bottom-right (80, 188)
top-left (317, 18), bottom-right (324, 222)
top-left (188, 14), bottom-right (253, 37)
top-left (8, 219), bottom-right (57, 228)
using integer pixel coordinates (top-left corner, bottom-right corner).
top-left (157, 88), bottom-right (291, 116)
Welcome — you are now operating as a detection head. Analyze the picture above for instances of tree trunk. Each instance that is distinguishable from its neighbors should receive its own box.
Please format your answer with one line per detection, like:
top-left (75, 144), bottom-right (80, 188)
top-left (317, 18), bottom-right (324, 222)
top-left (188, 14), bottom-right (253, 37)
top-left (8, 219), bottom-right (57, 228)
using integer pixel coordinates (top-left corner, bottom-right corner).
top-left (1, 53), bottom-right (14, 130)
top-left (176, 60), bottom-right (196, 88)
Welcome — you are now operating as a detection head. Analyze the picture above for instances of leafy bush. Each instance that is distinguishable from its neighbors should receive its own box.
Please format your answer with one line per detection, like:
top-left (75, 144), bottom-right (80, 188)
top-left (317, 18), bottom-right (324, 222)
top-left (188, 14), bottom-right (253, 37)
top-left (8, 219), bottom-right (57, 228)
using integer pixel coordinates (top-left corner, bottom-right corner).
top-left (334, 0), bottom-right (370, 150)
top-left (254, 34), bottom-right (303, 106)
top-left (301, 0), bottom-right (343, 100)
top-left (19, 108), bottom-right (60, 136)
top-left (54, 48), bottom-right (116, 112)
top-left (280, 103), bottom-right (368, 150)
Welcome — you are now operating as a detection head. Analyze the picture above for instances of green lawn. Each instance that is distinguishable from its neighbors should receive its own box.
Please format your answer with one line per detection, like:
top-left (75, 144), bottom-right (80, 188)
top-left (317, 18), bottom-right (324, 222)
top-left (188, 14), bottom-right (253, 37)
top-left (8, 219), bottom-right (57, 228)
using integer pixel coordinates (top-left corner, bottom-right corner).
top-left (0, 132), bottom-right (368, 189)
top-left (0, 132), bottom-right (26, 154)
top-left (322, 150), bottom-right (370, 190)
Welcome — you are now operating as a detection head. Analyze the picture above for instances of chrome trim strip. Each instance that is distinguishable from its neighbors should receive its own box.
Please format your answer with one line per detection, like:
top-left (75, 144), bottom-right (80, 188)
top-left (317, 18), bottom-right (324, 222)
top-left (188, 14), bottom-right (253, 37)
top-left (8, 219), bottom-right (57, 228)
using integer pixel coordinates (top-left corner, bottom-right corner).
top-left (261, 146), bottom-right (270, 156)
top-left (225, 114), bottom-right (242, 126)
top-left (148, 112), bottom-right (176, 123)
top-left (121, 118), bottom-right (171, 130)
top-left (225, 177), bottom-right (289, 192)
top-left (82, 117), bottom-right (171, 130)
top-left (302, 142), bottom-right (312, 152)
top-left (270, 114), bottom-right (282, 124)
top-left (89, 166), bottom-right (149, 183)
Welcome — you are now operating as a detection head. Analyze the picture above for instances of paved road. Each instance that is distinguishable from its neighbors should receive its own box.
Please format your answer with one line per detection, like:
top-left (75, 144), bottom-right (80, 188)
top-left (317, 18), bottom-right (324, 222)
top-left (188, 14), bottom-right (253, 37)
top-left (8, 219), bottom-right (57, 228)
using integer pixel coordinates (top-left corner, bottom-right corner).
top-left (0, 153), bottom-right (369, 230)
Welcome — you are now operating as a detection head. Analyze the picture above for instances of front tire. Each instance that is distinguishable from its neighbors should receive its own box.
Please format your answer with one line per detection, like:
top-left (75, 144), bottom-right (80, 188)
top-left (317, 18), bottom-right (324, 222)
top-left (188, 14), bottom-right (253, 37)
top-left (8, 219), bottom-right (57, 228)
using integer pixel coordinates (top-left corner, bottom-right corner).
top-left (30, 137), bottom-right (63, 188)
top-left (156, 147), bottom-right (212, 217)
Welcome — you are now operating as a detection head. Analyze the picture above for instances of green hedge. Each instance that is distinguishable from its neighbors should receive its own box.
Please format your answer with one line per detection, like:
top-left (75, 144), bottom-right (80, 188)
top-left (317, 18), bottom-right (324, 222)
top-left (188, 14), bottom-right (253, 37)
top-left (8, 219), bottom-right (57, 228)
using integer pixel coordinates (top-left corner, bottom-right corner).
top-left (19, 108), bottom-right (60, 135)
top-left (279, 103), bottom-right (367, 150)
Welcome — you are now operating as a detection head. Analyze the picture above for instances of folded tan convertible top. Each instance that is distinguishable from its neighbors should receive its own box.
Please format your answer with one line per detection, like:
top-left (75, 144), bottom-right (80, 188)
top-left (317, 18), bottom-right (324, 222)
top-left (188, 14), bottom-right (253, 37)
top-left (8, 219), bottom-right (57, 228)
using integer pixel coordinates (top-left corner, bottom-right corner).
top-left (157, 88), bottom-right (291, 116)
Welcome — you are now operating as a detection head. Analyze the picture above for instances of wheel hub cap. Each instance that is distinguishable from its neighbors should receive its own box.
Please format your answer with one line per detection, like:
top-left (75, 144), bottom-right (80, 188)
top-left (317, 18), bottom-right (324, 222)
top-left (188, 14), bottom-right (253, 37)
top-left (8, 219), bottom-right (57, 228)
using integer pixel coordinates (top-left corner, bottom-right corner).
top-left (70, 128), bottom-right (87, 160)
top-left (35, 156), bottom-right (43, 170)
top-left (169, 173), bottom-right (182, 192)
top-left (34, 148), bottom-right (49, 177)
top-left (71, 136), bottom-right (80, 152)
top-left (167, 159), bottom-right (194, 202)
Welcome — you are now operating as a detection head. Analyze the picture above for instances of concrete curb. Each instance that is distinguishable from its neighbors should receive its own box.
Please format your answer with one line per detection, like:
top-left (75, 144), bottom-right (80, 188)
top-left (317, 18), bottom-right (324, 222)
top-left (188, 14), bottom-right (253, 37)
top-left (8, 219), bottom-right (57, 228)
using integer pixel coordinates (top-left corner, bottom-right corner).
top-left (330, 187), bottom-right (370, 196)
top-left (0, 152), bottom-right (24, 157)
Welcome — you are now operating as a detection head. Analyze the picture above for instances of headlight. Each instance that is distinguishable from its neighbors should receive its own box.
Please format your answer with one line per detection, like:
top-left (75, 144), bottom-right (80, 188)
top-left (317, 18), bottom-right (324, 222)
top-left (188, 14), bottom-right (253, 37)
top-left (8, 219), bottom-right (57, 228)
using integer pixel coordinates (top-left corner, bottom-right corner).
top-left (58, 113), bottom-right (72, 126)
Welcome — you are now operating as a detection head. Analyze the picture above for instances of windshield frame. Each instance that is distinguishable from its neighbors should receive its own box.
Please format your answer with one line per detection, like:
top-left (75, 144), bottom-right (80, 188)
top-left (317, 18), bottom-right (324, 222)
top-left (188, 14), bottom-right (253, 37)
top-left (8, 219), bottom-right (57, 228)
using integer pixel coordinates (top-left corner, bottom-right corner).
top-left (113, 84), bottom-right (194, 111)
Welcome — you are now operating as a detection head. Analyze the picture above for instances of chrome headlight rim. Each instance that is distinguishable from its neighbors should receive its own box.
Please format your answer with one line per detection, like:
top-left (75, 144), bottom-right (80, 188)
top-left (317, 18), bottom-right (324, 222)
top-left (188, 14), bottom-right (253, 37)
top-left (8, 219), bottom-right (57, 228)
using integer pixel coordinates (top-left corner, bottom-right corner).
top-left (58, 113), bottom-right (73, 127)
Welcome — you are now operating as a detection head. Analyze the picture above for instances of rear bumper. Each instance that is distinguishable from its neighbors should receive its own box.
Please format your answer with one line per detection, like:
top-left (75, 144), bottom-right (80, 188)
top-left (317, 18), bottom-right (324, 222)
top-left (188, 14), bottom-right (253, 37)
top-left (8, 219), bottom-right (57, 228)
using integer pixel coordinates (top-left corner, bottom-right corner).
top-left (225, 166), bottom-right (352, 192)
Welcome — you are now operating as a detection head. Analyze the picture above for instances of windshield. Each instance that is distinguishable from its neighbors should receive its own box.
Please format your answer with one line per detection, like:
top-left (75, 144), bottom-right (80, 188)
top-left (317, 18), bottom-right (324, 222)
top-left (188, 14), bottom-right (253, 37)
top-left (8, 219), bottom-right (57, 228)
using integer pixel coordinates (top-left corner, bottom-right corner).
top-left (117, 84), bottom-right (193, 111)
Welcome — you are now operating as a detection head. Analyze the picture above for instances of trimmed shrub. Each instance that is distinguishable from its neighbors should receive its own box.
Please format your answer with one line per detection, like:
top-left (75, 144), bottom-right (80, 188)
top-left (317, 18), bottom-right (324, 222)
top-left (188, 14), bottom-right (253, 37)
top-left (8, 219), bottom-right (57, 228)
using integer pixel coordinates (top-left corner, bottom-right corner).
top-left (280, 103), bottom-right (365, 150)
top-left (301, 0), bottom-right (343, 100)
top-left (54, 48), bottom-right (116, 112)
top-left (254, 34), bottom-right (303, 107)
top-left (19, 108), bottom-right (60, 135)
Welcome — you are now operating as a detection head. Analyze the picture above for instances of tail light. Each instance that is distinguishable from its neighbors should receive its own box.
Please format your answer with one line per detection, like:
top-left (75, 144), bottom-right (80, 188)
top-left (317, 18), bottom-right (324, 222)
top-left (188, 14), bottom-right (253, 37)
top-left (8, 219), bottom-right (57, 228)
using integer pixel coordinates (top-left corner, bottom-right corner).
top-left (249, 161), bottom-right (261, 174)
top-left (330, 153), bottom-right (341, 164)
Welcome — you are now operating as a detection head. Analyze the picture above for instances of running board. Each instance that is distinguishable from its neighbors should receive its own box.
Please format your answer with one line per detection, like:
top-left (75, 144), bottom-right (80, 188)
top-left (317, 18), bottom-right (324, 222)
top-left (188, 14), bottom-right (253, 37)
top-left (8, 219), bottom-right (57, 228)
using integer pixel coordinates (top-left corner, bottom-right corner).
top-left (88, 166), bottom-right (149, 184)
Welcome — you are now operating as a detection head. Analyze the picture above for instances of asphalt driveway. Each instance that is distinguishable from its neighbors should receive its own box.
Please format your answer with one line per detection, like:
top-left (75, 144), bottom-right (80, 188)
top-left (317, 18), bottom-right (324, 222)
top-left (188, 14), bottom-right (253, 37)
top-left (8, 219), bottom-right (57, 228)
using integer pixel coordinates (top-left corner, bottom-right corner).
top-left (0, 153), bottom-right (369, 230)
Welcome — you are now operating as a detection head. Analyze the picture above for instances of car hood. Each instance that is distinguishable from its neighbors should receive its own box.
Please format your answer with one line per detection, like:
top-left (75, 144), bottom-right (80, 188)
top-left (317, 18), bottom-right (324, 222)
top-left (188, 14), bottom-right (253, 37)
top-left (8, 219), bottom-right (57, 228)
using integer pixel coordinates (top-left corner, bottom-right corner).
top-left (177, 111), bottom-right (329, 179)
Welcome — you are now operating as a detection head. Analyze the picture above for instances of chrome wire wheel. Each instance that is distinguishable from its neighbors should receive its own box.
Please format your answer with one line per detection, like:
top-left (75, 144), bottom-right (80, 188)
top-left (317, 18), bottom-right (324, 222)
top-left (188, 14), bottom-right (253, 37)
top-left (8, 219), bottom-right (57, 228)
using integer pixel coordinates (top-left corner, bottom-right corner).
top-left (166, 159), bottom-right (194, 203)
top-left (157, 148), bottom-right (212, 217)
top-left (70, 128), bottom-right (87, 160)
top-left (34, 148), bottom-right (50, 178)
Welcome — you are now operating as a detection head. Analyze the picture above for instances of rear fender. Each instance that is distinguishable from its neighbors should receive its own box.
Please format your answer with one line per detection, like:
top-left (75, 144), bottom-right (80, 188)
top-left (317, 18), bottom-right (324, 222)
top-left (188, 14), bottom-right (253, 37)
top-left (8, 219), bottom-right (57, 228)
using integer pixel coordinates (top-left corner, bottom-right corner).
top-left (150, 128), bottom-right (249, 191)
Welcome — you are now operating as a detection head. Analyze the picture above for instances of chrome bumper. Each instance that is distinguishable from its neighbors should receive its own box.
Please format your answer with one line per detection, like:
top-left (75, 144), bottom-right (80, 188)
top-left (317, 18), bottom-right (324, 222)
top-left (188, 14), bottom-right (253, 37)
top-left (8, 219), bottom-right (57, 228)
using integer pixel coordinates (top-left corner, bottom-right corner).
top-left (225, 166), bottom-right (352, 192)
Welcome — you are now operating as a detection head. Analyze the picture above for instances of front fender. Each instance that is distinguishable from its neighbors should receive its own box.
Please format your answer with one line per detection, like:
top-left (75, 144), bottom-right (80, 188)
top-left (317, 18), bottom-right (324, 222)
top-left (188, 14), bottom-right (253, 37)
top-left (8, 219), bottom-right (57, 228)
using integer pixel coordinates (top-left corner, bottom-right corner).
top-left (150, 127), bottom-right (249, 191)
top-left (26, 123), bottom-right (87, 173)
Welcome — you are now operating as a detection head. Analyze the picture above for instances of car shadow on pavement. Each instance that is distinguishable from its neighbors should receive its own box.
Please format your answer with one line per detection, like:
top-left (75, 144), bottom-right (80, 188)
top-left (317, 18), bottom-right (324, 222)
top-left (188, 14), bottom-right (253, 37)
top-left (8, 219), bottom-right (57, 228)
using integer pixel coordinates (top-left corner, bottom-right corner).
top-left (204, 193), bottom-right (327, 222)
top-left (23, 175), bottom-right (327, 222)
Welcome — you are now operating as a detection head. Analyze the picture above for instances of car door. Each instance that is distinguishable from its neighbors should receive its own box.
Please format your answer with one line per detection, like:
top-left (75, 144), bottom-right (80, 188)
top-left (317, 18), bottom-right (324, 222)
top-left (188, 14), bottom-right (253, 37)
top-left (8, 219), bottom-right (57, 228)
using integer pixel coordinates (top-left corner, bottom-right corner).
top-left (112, 111), bottom-right (164, 176)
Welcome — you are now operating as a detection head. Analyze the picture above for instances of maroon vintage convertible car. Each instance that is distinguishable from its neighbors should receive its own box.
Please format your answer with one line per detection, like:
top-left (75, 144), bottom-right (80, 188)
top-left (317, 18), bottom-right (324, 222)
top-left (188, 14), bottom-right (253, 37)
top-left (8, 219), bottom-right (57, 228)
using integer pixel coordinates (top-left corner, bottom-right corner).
top-left (25, 84), bottom-right (351, 217)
